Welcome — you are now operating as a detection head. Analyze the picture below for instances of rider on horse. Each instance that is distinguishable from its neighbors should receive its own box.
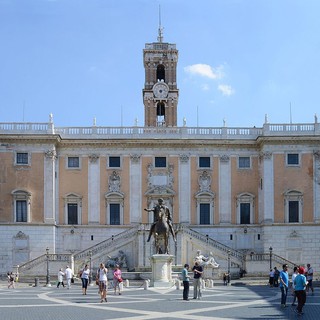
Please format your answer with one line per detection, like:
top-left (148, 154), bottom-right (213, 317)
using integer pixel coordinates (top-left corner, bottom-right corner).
top-left (144, 198), bottom-right (176, 242)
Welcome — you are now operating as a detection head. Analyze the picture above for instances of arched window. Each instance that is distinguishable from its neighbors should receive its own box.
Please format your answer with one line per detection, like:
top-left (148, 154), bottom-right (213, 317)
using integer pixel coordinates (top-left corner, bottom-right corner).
top-left (12, 190), bottom-right (31, 222)
top-left (156, 102), bottom-right (165, 126)
top-left (236, 193), bottom-right (255, 224)
top-left (284, 190), bottom-right (303, 223)
top-left (156, 64), bottom-right (165, 82)
top-left (63, 193), bottom-right (82, 225)
top-left (105, 191), bottom-right (124, 225)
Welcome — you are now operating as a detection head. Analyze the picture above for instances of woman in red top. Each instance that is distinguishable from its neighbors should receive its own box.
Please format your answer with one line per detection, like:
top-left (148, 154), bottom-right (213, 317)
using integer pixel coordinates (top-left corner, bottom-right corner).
top-left (113, 265), bottom-right (122, 295)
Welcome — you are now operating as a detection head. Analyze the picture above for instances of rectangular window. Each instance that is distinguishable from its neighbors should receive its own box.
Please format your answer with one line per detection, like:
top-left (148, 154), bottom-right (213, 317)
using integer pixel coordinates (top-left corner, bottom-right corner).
top-left (68, 157), bottom-right (80, 168)
top-left (16, 153), bottom-right (28, 165)
top-left (67, 203), bottom-right (78, 224)
top-left (239, 157), bottom-right (250, 169)
top-left (287, 154), bottom-right (299, 165)
top-left (16, 200), bottom-right (27, 222)
top-left (200, 203), bottom-right (210, 225)
top-left (110, 203), bottom-right (120, 225)
top-left (199, 156), bottom-right (211, 168)
top-left (240, 203), bottom-right (250, 224)
top-left (109, 156), bottom-right (121, 168)
top-left (289, 201), bottom-right (299, 223)
top-left (155, 157), bottom-right (166, 168)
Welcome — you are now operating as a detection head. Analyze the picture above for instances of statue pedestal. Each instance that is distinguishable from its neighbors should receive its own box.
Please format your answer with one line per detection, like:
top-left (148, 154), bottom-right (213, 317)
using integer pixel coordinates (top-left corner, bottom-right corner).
top-left (150, 254), bottom-right (174, 288)
top-left (203, 266), bottom-right (216, 279)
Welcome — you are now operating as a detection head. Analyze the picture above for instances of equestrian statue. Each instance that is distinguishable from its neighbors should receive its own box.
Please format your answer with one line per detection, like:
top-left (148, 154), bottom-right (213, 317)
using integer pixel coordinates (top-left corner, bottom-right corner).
top-left (144, 198), bottom-right (176, 254)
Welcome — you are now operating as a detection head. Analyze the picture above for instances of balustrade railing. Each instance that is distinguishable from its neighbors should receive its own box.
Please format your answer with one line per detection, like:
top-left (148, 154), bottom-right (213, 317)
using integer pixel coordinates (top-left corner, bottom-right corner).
top-left (18, 253), bottom-right (71, 274)
top-left (181, 226), bottom-right (245, 264)
top-left (1, 122), bottom-right (318, 139)
top-left (247, 252), bottom-right (296, 269)
top-left (74, 225), bottom-right (140, 264)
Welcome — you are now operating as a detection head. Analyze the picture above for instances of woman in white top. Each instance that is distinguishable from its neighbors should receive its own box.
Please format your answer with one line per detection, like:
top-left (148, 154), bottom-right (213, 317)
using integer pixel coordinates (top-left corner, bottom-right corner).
top-left (80, 264), bottom-right (90, 295)
top-left (97, 263), bottom-right (108, 303)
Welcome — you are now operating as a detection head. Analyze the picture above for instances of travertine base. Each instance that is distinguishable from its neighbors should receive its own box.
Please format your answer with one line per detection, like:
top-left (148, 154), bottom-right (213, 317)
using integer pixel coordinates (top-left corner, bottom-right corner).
top-left (150, 254), bottom-right (174, 288)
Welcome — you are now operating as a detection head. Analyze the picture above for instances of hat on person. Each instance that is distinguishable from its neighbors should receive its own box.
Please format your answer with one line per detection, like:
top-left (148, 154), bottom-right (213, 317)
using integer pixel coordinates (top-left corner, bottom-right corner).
top-left (298, 266), bottom-right (305, 274)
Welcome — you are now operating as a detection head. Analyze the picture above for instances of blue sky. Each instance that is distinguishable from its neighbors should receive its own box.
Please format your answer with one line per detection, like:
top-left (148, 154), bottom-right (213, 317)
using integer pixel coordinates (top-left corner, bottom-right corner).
top-left (0, 0), bottom-right (319, 128)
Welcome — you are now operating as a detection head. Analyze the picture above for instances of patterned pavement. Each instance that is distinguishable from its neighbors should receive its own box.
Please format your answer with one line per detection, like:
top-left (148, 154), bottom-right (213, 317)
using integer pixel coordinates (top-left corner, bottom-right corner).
top-left (0, 282), bottom-right (319, 320)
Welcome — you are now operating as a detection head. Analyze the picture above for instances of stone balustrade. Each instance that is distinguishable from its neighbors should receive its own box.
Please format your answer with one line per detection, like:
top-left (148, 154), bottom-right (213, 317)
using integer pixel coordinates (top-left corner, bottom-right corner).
top-left (1, 122), bottom-right (319, 140)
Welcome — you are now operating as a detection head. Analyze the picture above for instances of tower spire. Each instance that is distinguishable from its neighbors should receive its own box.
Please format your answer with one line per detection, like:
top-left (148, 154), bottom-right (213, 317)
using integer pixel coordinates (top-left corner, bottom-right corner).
top-left (157, 5), bottom-right (163, 42)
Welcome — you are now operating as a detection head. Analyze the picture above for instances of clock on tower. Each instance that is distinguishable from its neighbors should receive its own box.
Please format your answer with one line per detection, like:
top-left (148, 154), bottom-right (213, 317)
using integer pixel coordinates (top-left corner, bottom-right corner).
top-left (142, 24), bottom-right (179, 127)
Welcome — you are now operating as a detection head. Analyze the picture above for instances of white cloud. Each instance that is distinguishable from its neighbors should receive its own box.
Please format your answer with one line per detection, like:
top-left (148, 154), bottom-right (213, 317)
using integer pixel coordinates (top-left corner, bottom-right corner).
top-left (201, 84), bottom-right (210, 91)
top-left (218, 84), bottom-right (235, 96)
top-left (184, 64), bottom-right (224, 80)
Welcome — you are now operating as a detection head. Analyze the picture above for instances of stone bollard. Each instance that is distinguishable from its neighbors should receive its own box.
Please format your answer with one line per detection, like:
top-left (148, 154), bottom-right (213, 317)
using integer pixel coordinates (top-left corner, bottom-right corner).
top-left (201, 279), bottom-right (206, 289)
top-left (210, 279), bottom-right (214, 288)
top-left (206, 279), bottom-right (212, 288)
top-left (144, 280), bottom-right (149, 290)
top-left (175, 279), bottom-right (181, 290)
top-left (125, 279), bottom-right (129, 287)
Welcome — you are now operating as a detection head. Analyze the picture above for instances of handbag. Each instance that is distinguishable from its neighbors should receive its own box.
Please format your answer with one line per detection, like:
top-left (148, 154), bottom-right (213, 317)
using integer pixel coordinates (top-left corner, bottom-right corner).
top-left (118, 278), bottom-right (123, 283)
top-left (96, 278), bottom-right (99, 285)
top-left (71, 277), bottom-right (74, 284)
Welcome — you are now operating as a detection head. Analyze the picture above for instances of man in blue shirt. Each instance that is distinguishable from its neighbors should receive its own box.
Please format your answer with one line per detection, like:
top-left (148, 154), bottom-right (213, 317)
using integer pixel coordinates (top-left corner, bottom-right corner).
top-left (294, 266), bottom-right (307, 316)
top-left (181, 264), bottom-right (190, 301)
top-left (279, 264), bottom-right (289, 308)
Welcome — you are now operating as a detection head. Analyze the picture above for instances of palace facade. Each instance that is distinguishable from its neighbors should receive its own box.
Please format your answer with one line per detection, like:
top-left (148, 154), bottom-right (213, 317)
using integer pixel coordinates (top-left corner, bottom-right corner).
top-left (1, 27), bottom-right (320, 276)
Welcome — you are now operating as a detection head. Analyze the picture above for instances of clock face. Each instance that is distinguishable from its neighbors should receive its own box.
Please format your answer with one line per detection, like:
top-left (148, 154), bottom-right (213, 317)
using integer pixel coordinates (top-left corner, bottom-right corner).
top-left (153, 83), bottom-right (169, 99)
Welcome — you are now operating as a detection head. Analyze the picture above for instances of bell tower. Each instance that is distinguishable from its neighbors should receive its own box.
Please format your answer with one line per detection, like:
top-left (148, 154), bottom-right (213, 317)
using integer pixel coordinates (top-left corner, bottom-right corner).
top-left (143, 21), bottom-right (179, 127)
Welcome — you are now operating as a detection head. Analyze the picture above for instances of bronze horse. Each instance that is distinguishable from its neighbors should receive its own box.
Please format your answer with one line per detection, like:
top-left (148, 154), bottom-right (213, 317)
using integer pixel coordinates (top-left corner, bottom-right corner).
top-left (152, 207), bottom-right (173, 254)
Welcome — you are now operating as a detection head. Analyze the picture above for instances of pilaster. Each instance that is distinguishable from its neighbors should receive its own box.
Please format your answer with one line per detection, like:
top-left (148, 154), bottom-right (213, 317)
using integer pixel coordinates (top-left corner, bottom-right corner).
top-left (219, 155), bottom-right (231, 224)
top-left (179, 154), bottom-right (190, 223)
top-left (88, 154), bottom-right (100, 224)
top-left (44, 149), bottom-right (57, 224)
top-left (130, 154), bottom-right (142, 223)
top-left (260, 151), bottom-right (274, 223)
top-left (313, 150), bottom-right (320, 223)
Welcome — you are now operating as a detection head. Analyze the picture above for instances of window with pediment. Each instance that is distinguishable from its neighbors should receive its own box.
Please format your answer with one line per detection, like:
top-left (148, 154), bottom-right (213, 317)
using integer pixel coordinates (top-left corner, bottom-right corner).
top-left (105, 192), bottom-right (124, 225)
top-left (284, 190), bottom-right (303, 223)
top-left (236, 193), bottom-right (255, 224)
top-left (195, 192), bottom-right (215, 225)
top-left (64, 193), bottom-right (82, 225)
top-left (12, 190), bottom-right (31, 222)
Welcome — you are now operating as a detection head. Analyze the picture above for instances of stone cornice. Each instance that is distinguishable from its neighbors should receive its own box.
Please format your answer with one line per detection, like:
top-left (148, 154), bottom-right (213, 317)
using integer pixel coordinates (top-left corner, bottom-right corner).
top-left (0, 135), bottom-right (61, 144)
top-left (55, 139), bottom-right (258, 149)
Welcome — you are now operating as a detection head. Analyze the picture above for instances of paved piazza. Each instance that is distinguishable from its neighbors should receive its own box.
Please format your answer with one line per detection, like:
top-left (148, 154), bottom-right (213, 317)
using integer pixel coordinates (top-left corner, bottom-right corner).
top-left (0, 282), bottom-right (320, 320)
